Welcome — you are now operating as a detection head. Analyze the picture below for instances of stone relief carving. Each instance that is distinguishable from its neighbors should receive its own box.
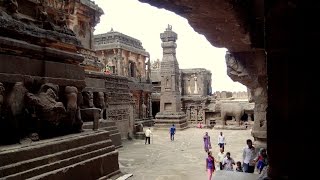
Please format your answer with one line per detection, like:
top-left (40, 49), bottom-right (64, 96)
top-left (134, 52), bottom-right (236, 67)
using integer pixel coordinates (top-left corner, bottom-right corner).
top-left (165, 76), bottom-right (171, 88)
top-left (25, 83), bottom-right (66, 126)
top-left (190, 107), bottom-right (197, 120)
top-left (65, 86), bottom-right (82, 131)
top-left (193, 75), bottom-right (198, 94)
top-left (225, 52), bottom-right (249, 80)
top-left (151, 59), bottom-right (160, 69)
top-left (81, 91), bottom-right (94, 108)
top-left (197, 108), bottom-right (203, 120)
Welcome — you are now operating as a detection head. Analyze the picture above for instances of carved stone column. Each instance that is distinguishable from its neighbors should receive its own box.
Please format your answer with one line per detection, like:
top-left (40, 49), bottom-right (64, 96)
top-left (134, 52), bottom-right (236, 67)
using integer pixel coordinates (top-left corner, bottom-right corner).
top-left (148, 94), bottom-right (153, 118)
top-left (225, 50), bottom-right (267, 149)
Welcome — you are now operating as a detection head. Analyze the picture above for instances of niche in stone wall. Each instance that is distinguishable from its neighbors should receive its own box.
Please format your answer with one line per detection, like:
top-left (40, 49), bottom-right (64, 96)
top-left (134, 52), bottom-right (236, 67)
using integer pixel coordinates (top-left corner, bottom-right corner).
top-left (164, 103), bottom-right (172, 111)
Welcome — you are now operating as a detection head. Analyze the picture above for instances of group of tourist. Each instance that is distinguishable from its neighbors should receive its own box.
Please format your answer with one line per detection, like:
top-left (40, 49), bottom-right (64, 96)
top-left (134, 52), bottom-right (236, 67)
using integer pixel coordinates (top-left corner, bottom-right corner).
top-left (204, 132), bottom-right (268, 180)
top-left (144, 126), bottom-right (268, 180)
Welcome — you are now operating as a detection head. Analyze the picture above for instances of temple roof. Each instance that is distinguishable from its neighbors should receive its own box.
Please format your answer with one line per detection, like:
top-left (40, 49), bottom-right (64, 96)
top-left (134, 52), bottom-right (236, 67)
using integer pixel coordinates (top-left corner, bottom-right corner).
top-left (94, 29), bottom-right (149, 56)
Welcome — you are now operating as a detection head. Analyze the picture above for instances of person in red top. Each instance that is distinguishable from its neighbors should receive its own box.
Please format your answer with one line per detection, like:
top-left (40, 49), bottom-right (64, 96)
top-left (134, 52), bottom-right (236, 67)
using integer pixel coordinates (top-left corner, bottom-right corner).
top-left (254, 148), bottom-right (268, 174)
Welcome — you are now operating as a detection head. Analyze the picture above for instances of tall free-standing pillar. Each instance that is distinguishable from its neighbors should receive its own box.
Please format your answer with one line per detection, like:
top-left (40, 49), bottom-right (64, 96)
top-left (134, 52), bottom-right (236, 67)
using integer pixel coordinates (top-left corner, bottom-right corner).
top-left (154, 25), bottom-right (187, 130)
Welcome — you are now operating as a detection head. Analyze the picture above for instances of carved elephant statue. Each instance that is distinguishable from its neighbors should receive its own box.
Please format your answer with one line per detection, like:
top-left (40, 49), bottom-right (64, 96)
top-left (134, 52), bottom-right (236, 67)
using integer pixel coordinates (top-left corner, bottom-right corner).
top-left (220, 103), bottom-right (245, 126)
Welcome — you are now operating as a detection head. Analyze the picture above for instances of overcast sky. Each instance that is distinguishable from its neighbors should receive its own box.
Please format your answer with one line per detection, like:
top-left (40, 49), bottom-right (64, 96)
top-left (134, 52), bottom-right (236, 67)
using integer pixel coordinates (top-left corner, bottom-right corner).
top-left (93, 0), bottom-right (247, 92)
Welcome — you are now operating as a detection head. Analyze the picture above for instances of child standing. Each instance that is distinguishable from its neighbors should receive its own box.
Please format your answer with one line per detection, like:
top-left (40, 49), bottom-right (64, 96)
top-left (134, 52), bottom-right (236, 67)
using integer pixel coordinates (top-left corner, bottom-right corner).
top-left (235, 161), bottom-right (243, 172)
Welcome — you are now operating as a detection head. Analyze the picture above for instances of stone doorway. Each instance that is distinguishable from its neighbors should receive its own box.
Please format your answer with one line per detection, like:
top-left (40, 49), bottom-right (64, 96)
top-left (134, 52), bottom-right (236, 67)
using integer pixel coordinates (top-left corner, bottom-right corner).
top-left (151, 101), bottom-right (160, 118)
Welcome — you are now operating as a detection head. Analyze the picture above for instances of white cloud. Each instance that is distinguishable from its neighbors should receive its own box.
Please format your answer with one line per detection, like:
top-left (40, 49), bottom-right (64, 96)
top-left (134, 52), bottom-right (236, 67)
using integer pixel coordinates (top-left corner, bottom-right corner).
top-left (93, 0), bottom-right (247, 92)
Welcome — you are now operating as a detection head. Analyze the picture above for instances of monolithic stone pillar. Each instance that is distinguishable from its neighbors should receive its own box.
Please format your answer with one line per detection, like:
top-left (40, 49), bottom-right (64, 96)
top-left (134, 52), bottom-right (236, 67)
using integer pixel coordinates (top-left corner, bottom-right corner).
top-left (226, 50), bottom-right (267, 149)
top-left (155, 25), bottom-right (187, 130)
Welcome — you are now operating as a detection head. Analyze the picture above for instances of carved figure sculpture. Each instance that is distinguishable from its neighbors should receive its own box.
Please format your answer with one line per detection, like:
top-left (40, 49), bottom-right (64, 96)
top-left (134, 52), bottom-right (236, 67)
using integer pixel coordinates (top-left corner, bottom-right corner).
top-left (220, 103), bottom-right (245, 126)
top-left (6, 0), bottom-right (18, 14)
top-left (65, 86), bottom-right (82, 131)
top-left (81, 91), bottom-right (94, 108)
top-left (25, 83), bottom-right (66, 126)
top-left (142, 103), bottom-right (147, 119)
top-left (94, 92), bottom-right (106, 119)
top-left (36, 0), bottom-right (48, 21)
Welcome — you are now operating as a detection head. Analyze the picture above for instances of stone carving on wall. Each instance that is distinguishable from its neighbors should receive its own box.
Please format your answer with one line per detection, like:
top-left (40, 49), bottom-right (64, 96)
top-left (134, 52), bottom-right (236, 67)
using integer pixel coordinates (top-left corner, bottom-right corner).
top-left (187, 78), bottom-right (191, 94)
top-left (26, 83), bottom-right (66, 126)
top-left (190, 107), bottom-right (197, 120)
top-left (81, 91), bottom-right (94, 108)
top-left (65, 86), bottom-right (82, 130)
top-left (0, 0), bottom-right (81, 46)
top-left (165, 76), bottom-right (171, 88)
top-left (197, 108), bottom-right (203, 121)
top-left (93, 92), bottom-right (106, 119)
top-left (151, 59), bottom-right (160, 69)
top-left (193, 75), bottom-right (198, 94)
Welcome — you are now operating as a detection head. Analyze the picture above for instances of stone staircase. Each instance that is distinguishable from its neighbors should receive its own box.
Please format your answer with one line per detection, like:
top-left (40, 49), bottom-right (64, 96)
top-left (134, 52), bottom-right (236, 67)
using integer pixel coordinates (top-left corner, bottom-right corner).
top-left (0, 130), bottom-right (120, 180)
top-left (83, 120), bottom-right (122, 148)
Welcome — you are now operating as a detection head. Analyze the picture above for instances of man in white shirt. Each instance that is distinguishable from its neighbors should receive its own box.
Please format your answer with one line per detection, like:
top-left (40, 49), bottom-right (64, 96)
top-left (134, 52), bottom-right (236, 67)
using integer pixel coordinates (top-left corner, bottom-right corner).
top-left (217, 148), bottom-right (226, 170)
top-left (145, 128), bottom-right (152, 144)
top-left (218, 132), bottom-right (226, 149)
top-left (242, 139), bottom-right (257, 173)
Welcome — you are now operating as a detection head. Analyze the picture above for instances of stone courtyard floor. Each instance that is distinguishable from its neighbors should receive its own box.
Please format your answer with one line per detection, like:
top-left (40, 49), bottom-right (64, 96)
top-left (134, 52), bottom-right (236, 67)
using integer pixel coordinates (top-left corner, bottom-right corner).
top-left (118, 128), bottom-right (258, 180)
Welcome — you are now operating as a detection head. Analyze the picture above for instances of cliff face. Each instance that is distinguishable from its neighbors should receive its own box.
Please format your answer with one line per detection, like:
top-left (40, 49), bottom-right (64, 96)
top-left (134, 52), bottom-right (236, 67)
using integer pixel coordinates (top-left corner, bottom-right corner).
top-left (138, 0), bottom-right (264, 52)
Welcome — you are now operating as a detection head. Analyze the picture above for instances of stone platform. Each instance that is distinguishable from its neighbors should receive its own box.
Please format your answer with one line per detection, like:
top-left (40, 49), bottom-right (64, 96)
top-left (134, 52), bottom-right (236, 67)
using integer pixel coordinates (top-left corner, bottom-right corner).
top-left (154, 112), bottom-right (188, 130)
top-left (214, 125), bottom-right (248, 130)
top-left (83, 120), bottom-right (122, 148)
top-left (0, 130), bottom-right (120, 180)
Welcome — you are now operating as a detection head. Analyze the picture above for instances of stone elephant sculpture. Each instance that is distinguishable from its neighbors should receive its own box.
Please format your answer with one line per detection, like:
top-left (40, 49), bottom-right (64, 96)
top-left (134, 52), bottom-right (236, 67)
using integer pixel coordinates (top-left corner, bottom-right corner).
top-left (220, 103), bottom-right (245, 126)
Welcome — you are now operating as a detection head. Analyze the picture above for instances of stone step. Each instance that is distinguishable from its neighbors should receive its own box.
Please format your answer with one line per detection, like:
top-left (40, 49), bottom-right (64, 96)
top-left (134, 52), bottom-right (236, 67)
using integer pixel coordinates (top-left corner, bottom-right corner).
top-left (102, 127), bottom-right (119, 133)
top-left (154, 122), bottom-right (189, 130)
top-left (82, 121), bottom-right (122, 149)
top-left (28, 151), bottom-right (120, 180)
top-left (2, 144), bottom-right (116, 180)
top-left (0, 130), bottom-right (110, 167)
top-left (109, 132), bottom-right (122, 148)
top-left (83, 120), bottom-right (117, 130)
top-left (0, 140), bottom-right (113, 178)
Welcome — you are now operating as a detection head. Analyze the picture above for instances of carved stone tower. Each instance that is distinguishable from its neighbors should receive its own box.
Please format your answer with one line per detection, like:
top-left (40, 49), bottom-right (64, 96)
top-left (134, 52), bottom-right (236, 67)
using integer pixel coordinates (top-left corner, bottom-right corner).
top-left (154, 25), bottom-right (187, 130)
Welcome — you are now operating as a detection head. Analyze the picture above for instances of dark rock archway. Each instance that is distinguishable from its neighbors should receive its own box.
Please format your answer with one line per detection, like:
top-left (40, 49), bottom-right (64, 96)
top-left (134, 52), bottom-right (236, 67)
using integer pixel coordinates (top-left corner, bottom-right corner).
top-left (138, 0), bottom-right (296, 179)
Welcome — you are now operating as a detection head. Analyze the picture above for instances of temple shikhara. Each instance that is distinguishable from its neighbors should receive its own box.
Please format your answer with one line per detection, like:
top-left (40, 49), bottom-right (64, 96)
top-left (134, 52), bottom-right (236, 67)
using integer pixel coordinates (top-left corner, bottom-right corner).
top-left (0, 0), bottom-right (295, 179)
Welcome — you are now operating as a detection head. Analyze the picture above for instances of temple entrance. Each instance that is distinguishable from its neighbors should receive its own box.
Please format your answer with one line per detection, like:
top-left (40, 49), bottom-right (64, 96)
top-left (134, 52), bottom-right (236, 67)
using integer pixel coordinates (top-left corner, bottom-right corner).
top-left (151, 101), bottom-right (160, 118)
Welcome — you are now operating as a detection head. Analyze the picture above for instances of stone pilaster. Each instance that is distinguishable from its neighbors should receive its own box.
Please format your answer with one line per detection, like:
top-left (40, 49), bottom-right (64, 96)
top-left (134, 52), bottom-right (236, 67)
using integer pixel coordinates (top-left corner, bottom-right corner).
top-left (225, 50), bottom-right (267, 149)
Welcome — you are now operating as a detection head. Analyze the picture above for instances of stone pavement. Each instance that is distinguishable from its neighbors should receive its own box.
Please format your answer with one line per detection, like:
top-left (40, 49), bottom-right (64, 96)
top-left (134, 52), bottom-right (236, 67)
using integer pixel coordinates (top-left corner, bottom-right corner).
top-left (118, 128), bottom-right (259, 180)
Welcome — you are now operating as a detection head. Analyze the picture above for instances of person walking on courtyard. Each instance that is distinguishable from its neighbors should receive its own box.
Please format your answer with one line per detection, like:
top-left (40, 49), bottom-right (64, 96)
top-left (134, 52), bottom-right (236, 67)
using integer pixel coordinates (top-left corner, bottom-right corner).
top-left (218, 132), bottom-right (226, 150)
top-left (223, 152), bottom-right (235, 171)
top-left (242, 139), bottom-right (257, 173)
top-left (170, 124), bottom-right (176, 141)
top-left (145, 128), bottom-right (152, 144)
top-left (217, 148), bottom-right (226, 170)
top-left (203, 132), bottom-right (212, 152)
top-left (206, 151), bottom-right (218, 180)
top-left (236, 161), bottom-right (243, 172)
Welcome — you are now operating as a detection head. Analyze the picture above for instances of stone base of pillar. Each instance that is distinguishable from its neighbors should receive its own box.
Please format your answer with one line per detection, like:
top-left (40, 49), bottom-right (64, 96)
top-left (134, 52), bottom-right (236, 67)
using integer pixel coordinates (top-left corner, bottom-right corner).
top-left (154, 112), bottom-right (188, 130)
top-left (251, 130), bottom-right (267, 149)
